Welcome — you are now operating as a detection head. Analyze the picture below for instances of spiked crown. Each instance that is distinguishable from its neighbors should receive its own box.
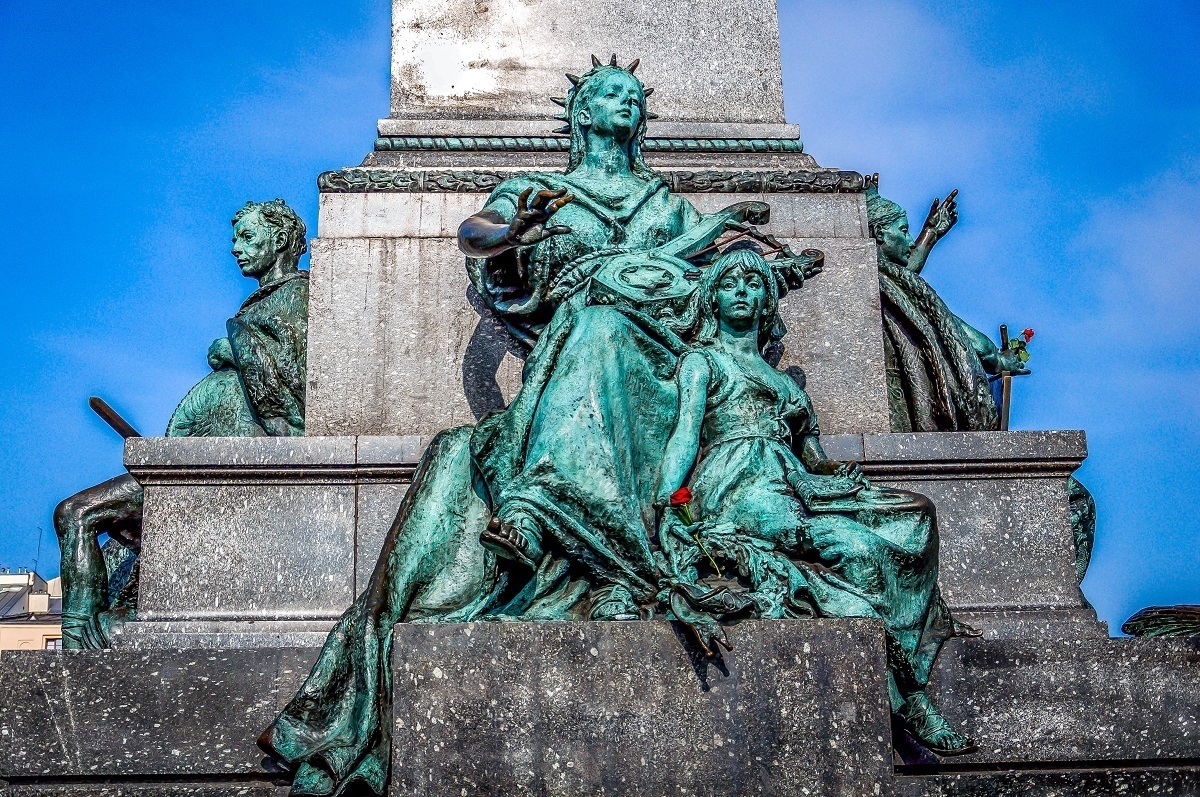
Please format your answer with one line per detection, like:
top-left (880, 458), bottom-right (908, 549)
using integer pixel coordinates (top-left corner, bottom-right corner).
top-left (553, 55), bottom-right (655, 178)
top-left (549, 54), bottom-right (657, 134)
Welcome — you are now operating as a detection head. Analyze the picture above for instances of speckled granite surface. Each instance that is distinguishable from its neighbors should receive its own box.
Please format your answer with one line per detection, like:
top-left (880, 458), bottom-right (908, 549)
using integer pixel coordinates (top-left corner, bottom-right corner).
top-left (389, 619), bottom-right (893, 797)
top-left (4, 624), bottom-right (1200, 795)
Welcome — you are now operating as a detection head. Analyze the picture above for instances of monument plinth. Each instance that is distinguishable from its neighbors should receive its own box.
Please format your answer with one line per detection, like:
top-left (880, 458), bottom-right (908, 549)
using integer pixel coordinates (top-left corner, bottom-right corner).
top-left (7, 0), bottom-right (1200, 795)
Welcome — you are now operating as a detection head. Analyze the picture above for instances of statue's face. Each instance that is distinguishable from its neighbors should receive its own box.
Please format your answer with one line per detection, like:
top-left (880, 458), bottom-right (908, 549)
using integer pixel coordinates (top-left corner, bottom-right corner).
top-left (231, 210), bottom-right (281, 279)
top-left (715, 265), bottom-right (767, 330)
top-left (578, 71), bottom-right (643, 141)
top-left (879, 216), bottom-right (914, 264)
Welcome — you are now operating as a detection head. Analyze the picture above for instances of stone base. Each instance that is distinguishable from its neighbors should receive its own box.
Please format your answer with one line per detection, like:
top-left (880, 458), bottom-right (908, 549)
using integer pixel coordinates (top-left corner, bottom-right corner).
top-left (5, 621), bottom-right (1200, 796)
top-left (389, 620), bottom-right (892, 797)
top-left (118, 430), bottom-right (1100, 647)
top-left (111, 619), bottom-right (337, 650)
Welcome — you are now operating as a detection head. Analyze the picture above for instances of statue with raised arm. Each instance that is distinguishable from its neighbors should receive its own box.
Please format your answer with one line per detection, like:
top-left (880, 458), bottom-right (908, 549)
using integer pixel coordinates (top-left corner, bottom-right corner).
top-left (53, 199), bottom-right (309, 649)
top-left (866, 176), bottom-right (1096, 583)
top-left (261, 56), bottom-right (824, 796)
top-left (867, 175), bottom-right (1023, 433)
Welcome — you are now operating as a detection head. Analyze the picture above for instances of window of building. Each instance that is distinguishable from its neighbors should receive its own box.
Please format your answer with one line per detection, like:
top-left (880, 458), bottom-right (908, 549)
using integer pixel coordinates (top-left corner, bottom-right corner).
top-left (44, 637), bottom-right (62, 651)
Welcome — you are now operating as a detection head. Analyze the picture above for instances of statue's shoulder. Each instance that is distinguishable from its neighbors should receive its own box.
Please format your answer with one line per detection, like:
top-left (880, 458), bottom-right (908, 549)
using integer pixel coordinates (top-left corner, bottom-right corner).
top-left (238, 272), bottom-right (309, 319)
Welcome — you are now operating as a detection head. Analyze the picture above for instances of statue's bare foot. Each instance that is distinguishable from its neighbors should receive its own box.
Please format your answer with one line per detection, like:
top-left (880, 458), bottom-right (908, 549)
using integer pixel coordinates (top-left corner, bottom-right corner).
top-left (480, 514), bottom-right (542, 570)
top-left (900, 692), bottom-right (977, 756)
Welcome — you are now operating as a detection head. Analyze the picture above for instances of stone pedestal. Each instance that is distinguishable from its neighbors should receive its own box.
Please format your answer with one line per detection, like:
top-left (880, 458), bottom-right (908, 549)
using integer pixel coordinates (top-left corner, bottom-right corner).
top-left (823, 431), bottom-right (1105, 639)
top-left (383, 0), bottom-right (792, 138)
top-left (115, 430), bottom-right (1099, 648)
top-left (390, 620), bottom-right (892, 796)
top-left (5, 623), bottom-right (1200, 795)
top-left (114, 436), bottom-right (425, 649)
top-left (305, 182), bottom-right (890, 438)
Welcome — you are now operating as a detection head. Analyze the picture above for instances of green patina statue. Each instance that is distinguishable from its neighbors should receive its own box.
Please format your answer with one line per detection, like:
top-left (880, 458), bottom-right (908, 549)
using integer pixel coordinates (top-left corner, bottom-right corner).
top-left (865, 176), bottom-right (1096, 584)
top-left (655, 247), bottom-right (975, 753)
top-left (867, 174), bottom-right (1023, 433)
top-left (262, 58), bottom-right (974, 797)
top-left (54, 199), bottom-right (309, 649)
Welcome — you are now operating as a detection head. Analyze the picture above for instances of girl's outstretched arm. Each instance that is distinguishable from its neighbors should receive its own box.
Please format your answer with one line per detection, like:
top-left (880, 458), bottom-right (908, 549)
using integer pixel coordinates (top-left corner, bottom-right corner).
top-left (656, 352), bottom-right (711, 506)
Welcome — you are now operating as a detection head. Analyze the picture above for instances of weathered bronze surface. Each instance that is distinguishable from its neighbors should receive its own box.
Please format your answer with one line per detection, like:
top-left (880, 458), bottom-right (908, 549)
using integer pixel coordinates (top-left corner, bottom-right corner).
top-left (1123, 605), bottom-right (1200, 637)
top-left (263, 59), bottom-right (975, 796)
top-left (53, 200), bottom-right (310, 650)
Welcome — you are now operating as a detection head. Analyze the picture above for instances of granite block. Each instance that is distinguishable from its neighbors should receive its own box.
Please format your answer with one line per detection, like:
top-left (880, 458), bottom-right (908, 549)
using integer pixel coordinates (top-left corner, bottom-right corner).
top-left (0, 648), bottom-right (317, 779)
top-left (355, 435), bottom-right (431, 465)
top-left (388, 0), bottom-right (786, 126)
top-left (818, 431), bottom-right (1098, 638)
top-left (356, 482), bottom-right (409, 591)
top-left (389, 619), bottom-right (893, 797)
top-left (886, 476), bottom-right (1081, 613)
top-left (305, 236), bottom-right (526, 437)
top-left (136, 483), bottom-right (355, 622)
top-left (124, 436), bottom-right (355, 471)
top-left (779, 237), bottom-right (889, 434)
top-left (861, 430), bottom-right (1087, 470)
top-left (117, 436), bottom-right (428, 644)
top-left (688, 192), bottom-right (868, 239)
top-left (110, 620), bottom-right (336, 650)
top-left (899, 768), bottom-right (1200, 797)
top-left (930, 636), bottom-right (1200, 766)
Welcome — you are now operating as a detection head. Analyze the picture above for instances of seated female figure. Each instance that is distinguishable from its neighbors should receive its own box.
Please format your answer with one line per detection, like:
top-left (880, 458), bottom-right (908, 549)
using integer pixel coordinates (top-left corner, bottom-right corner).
top-left (657, 246), bottom-right (977, 755)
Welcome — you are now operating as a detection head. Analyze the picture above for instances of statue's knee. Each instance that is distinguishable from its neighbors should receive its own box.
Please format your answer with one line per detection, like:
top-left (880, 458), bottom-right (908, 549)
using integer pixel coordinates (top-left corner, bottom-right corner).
top-left (53, 494), bottom-right (89, 540)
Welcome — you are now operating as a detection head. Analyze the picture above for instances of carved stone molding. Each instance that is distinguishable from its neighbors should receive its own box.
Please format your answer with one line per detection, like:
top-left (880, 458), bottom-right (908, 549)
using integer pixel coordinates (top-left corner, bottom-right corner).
top-left (373, 136), bottom-right (808, 153)
top-left (318, 168), bottom-right (865, 194)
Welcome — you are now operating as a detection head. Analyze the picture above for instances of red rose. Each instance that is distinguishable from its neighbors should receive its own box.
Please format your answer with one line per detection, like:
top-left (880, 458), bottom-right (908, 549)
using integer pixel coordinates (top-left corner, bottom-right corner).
top-left (1022, 328), bottom-right (1035, 343)
top-left (669, 487), bottom-right (693, 506)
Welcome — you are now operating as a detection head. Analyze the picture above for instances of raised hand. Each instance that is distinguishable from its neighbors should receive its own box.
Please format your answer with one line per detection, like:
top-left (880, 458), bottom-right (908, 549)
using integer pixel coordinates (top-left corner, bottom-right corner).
top-left (922, 189), bottom-right (959, 241)
top-left (506, 187), bottom-right (574, 247)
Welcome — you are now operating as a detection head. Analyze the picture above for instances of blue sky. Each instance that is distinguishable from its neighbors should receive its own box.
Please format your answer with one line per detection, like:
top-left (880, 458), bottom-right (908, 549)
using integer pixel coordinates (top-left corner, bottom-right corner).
top-left (1, 1), bottom-right (1197, 630)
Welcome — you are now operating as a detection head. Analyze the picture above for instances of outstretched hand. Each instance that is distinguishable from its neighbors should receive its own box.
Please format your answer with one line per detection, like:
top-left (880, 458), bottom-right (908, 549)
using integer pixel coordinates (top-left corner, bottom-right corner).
top-left (922, 189), bottom-right (959, 241)
top-left (506, 187), bottom-right (574, 247)
top-left (810, 458), bottom-right (868, 487)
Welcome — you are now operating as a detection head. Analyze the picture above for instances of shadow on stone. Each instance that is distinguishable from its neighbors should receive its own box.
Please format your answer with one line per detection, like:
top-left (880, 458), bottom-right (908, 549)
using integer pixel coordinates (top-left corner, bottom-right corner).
top-left (462, 287), bottom-right (525, 420)
top-left (670, 621), bottom-right (730, 691)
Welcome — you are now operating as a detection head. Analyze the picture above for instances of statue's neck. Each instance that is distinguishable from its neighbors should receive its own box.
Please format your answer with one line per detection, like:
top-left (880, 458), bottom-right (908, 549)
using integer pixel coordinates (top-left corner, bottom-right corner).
top-left (576, 132), bottom-right (636, 179)
top-left (257, 261), bottom-right (295, 288)
top-left (717, 323), bottom-right (761, 358)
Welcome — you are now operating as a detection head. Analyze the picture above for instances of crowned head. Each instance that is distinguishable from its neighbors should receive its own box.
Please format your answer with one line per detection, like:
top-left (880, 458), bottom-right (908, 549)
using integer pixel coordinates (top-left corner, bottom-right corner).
top-left (553, 55), bottom-right (656, 179)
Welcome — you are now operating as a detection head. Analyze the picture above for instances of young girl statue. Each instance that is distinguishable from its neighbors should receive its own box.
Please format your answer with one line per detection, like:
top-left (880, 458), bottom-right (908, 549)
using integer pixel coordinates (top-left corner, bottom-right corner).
top-left (656, 245), bottom-right (977, 756)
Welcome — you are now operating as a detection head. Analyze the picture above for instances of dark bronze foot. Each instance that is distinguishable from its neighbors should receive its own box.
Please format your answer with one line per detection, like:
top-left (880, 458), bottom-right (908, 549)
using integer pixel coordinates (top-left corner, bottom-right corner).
top-left (900, 692), bottom-right (978, 756)
top-left (480, 515), bottom-right (542, 571)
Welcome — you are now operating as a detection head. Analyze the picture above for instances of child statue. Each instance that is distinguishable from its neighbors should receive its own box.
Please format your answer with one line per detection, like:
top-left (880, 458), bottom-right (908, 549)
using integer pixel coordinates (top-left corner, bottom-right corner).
top-left (656, 245), bottom-right (977, 756)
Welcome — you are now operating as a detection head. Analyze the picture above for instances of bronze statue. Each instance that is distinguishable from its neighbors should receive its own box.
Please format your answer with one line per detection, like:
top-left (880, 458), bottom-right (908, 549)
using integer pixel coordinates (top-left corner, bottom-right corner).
top-left (261, 58), bottom-right (972, 797)
top-left (865, 175), bottom-right (1096, 584)
top-left (54, 199), bottom-right (309, 649)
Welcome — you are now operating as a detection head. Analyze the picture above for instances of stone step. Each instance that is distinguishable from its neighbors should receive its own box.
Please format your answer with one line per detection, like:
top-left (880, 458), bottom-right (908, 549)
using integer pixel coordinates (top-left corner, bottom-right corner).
top-left (5, 621), bottom-right (1199, 795)
top-left (899, 766), bottom-right (1200, 797)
